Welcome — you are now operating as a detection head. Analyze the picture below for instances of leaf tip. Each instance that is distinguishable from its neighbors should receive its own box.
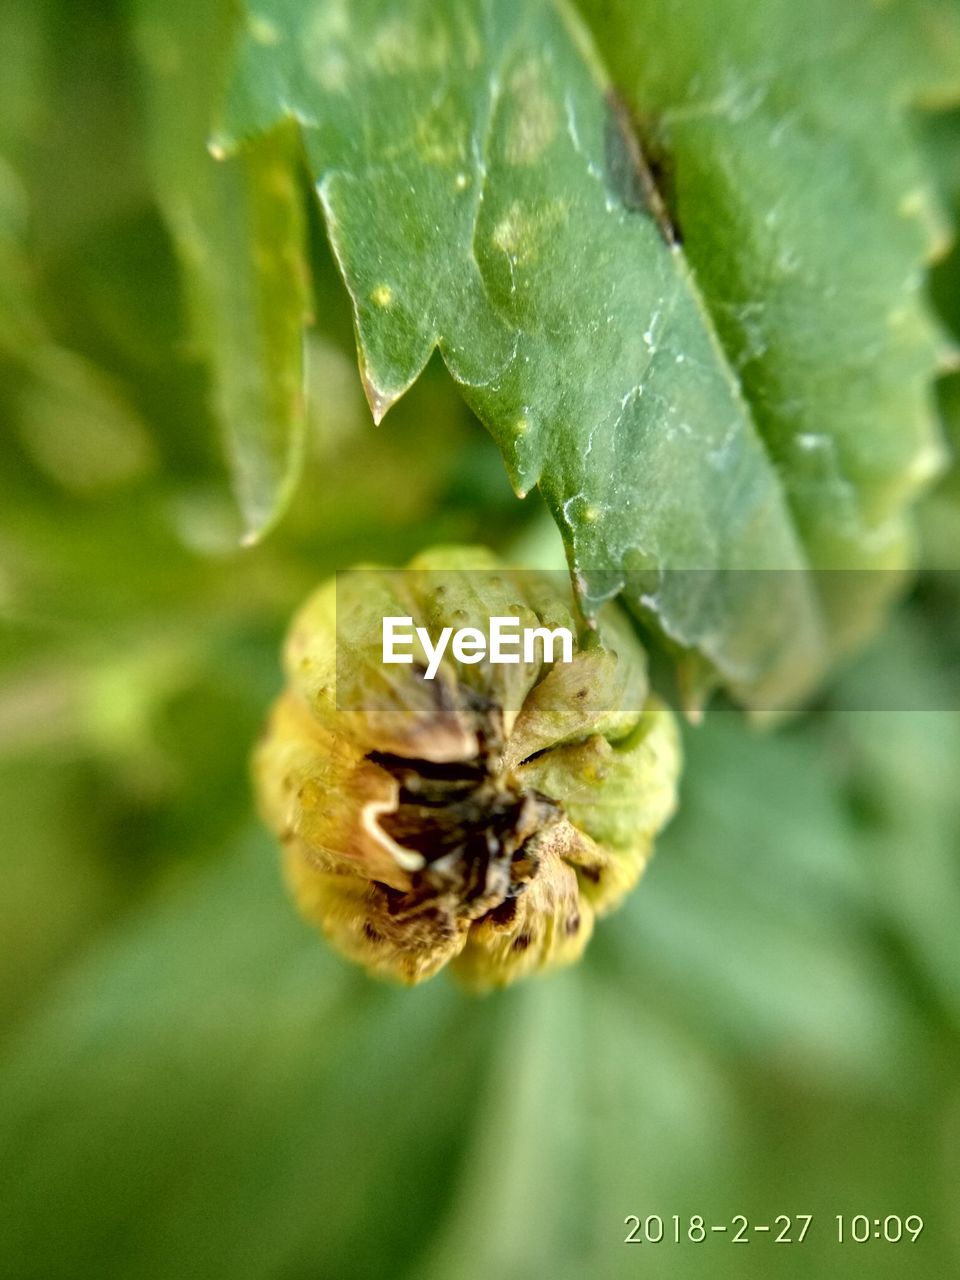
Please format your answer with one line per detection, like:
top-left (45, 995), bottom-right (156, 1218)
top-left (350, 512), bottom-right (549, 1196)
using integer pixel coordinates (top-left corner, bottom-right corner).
top-left (360, 368), bottom-right (400, 425)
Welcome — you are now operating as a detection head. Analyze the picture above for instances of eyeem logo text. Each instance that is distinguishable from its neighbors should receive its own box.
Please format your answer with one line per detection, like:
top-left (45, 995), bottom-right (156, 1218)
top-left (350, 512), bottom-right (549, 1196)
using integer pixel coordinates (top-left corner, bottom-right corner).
top-left (382, 616), bottom-right (574, 680)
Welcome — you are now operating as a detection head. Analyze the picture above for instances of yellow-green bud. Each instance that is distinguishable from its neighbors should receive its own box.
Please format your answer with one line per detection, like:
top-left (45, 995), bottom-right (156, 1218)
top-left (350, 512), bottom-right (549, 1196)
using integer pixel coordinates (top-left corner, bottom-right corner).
top-left (253, 546), bottom-right (680, 990)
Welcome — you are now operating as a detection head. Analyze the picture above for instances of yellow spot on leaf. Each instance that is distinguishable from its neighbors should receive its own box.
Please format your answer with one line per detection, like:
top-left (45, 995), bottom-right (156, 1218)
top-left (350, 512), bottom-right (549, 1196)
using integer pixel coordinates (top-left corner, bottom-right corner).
top-left (503, 59), bottom-right (558, 165)
top-left (248, 14), bottom-right (281, 45)
top-left (492, 199), bottom-right (569, 266)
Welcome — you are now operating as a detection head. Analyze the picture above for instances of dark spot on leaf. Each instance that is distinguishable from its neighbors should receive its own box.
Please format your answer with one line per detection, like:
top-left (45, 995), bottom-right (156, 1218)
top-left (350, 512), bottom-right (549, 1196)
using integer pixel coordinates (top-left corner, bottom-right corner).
top-left (604, 89), bottom-right (681, 246)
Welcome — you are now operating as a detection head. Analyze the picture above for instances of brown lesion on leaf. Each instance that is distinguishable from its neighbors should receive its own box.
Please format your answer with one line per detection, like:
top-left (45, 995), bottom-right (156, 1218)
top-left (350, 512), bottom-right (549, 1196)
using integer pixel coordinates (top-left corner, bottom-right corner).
top-left (604, 89), bottom-right (681, 247)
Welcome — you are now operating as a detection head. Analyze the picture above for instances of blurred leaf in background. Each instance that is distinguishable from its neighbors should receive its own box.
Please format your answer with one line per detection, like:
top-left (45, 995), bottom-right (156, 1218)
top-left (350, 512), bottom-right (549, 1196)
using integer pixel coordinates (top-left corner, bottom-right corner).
top-left (133, 0), bottom-right (311, 543)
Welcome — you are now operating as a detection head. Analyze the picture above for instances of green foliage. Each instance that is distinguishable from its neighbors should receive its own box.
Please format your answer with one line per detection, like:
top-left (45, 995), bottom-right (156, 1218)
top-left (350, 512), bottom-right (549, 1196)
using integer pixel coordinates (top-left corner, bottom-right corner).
top-left (133, 0), bottom-right (311, 542)
top-left (3, 671), bottom-right (960, 1280)
top-left (1, 3), bottom-right (960, 1279)
top-left (222, 0), bottom-right (960, 705)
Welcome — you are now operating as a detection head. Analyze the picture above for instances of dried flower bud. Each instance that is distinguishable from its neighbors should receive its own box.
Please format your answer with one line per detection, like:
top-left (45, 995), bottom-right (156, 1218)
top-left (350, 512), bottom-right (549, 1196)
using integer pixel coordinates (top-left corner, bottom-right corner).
top-left (254, 547), bottom-right (680, 990)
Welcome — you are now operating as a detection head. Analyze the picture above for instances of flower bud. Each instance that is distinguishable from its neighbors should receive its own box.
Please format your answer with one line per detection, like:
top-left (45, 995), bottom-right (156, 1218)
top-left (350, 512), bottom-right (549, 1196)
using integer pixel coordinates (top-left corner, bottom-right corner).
top-left (253, 547), bottom-right (680, 989)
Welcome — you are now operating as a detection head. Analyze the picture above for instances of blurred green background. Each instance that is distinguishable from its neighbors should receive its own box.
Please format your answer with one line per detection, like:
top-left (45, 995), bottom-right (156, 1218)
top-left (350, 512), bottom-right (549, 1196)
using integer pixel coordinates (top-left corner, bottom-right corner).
top-left (2, 2), bottom-right (960, 1278)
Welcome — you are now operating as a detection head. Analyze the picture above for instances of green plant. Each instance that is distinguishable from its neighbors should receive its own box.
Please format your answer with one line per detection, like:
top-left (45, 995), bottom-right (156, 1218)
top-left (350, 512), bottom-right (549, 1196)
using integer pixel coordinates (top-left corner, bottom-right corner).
top-left (1, 2), bottom-right (960, 1278)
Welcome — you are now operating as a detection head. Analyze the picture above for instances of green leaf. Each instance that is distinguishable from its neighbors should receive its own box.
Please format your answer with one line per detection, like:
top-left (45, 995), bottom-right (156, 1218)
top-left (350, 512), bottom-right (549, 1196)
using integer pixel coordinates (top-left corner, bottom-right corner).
top-left (132, 0), bottom-right (311, 543)
top-left (219, 0), bottom-right (959, 705)
top-left (573, 0), bottom-right (960, 642)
